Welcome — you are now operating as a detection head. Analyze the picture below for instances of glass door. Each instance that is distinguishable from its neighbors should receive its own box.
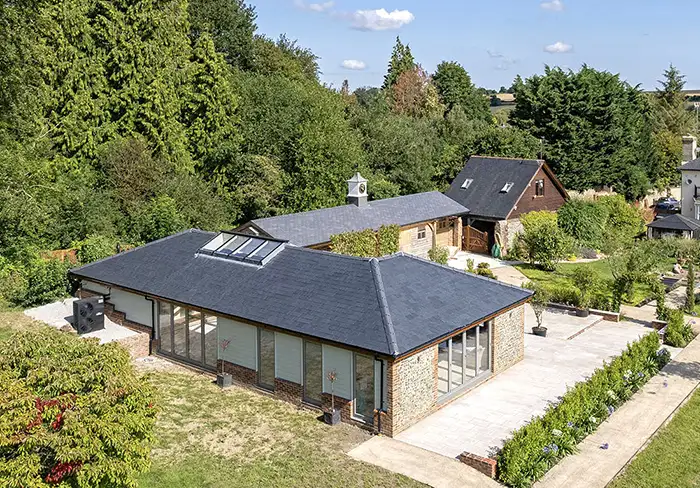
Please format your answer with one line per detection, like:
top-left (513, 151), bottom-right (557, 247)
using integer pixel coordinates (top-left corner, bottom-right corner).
top-left (303, 341), bottom-right (323, 405)
top-left (353, 353), bottom-right (375, 421)
top-left (258, 329), bottom-right (276, 390)
top-left (437, 323), bottom-right (492, 400)
top-left (187, 310), bottom-right (203, 364)
top-left (158, 302), bottom-right (172, 353)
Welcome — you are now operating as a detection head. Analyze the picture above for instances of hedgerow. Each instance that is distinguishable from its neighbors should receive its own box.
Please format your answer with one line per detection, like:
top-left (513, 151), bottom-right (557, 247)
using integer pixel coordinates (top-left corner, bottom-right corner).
top-left (497, 332), bottom-right (670, 487)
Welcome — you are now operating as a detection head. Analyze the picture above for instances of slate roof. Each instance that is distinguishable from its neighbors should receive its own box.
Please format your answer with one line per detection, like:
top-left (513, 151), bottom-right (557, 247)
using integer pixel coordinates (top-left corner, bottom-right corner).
top-left (244, 191), bottom-right (469, 247)
top-left (445, 156), bottom-right (549, 220)
top-left (680, 158), bottom-right (700, 171)
top-left (647, 214), bottom-right (700, 232)
top-left (70, 230), bottom-right (531, 357)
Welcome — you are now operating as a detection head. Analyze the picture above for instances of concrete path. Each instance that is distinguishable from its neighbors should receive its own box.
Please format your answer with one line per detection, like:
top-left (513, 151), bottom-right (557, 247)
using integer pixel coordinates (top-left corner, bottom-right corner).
top-left (348, 435), bottom-right (501, 488)
top-left (448, 251), bottom-right (523, 271)
top-left (396, 319), bottom-right (654, 459)
top-left (537, 332), bottom-right (700, 488)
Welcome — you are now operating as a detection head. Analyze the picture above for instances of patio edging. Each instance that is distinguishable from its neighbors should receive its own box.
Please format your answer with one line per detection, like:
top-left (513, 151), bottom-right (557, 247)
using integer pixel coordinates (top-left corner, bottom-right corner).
top-left (546, 302), bottom-right (620, 322)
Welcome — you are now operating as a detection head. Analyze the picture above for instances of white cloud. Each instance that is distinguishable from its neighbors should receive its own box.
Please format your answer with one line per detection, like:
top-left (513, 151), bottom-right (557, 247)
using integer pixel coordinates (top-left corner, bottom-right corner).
top-left (544, 41), bottom-right (572, 53)
top-left (540, 0), bottom-right (564, 11)
top-left (295, 0), bottom-right (334, 12)
top-left (341, 59), bottom-right (366, 70)
top-left (349, 8), bottom-right (415, 31)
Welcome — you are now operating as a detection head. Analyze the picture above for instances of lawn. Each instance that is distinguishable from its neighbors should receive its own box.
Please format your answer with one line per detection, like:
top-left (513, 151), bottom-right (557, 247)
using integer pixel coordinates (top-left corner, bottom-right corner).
top-left (610, 388), bottom-right (700, 488)
top-left (0, 311), bottom-right (424, 488)
top-left (516, 258), bottom-right (675, 306)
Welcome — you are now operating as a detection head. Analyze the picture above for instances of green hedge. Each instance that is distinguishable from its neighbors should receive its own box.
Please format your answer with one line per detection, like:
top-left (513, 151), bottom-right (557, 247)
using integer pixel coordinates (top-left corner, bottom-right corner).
top-left (330, 225), bottom-right (400, 257)
top-left (497, 332), bottom-right (670, 487)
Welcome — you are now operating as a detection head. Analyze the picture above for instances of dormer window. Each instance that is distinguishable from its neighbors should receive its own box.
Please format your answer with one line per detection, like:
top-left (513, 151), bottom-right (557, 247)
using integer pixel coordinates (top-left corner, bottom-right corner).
top-left (500, 182), bottom-right (514, 193)
top-left (461, 178), bottom-right (473, 190)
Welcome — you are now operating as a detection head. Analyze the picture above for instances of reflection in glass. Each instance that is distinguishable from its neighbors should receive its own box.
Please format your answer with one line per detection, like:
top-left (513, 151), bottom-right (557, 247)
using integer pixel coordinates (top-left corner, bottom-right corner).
top-left (173, 306), bottom-right (187, 357)
top-left (451, 333), bottom-right (464, 389)
top-left (258, 329), bottom-right (275, 389)
top-left (354, 354), bottom-right (375, 420)
top-left (479, 323), bottom-right (490, 373)
top-left (159, 302), bottom-right (172, 353)
top-left (204, 315), bottom-right (217, 368)
top-left (465, 328), bottom-right (477, 379)
top-left (304, 341), bottom-right (323, 405)
top-left (438, 340), bottom-right (449, 395)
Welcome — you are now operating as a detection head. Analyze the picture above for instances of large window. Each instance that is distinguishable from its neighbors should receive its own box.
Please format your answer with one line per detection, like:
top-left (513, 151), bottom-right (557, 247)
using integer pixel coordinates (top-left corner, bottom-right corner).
top-left (353, 353), bottom-right (375, 421)
top-left (157, 301), bottom-right (217, 370)
top-left (258, 329), bottom-right (276, 390)
top-left (437, 322), bottom-right (491, 397)
top-left (303, 341), bottom-right (323, 405)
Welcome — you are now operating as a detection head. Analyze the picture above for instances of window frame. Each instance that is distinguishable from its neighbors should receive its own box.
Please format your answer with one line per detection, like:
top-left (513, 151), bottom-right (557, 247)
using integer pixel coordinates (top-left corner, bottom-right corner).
top-left (535, 179), bottom-right (545, 197)
top-left (417, 227), bottom-right (427, 240)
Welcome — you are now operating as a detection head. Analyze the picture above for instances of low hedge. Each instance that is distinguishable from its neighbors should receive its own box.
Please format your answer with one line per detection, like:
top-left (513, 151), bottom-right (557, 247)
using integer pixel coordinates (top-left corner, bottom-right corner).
top-left (497, 332), bottom-right (670, 488)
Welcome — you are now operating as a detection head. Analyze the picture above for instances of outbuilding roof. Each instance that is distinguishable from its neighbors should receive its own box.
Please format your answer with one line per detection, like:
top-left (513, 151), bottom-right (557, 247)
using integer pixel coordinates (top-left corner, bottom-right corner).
top-left (680, 158), bottom-right (700, 171)
top-left (445, 156), bottom-right (567, 220)
top-left (242, 191), bottom-right (469, 247)
top-left (647, 214), bottom-right (700, 232)
top-left (70, 230), bottom-right (531, 357)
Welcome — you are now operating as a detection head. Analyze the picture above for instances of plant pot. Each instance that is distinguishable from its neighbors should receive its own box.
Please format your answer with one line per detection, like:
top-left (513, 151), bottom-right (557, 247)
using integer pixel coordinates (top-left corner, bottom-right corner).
top-left (532, 326), bottom-right (548, 337)
top-left (576, 308), bottom-right (590, 318)
top-left (324, 409), bottom-right (341, 425)
top-left (216, 372), bottom-right (232, 388)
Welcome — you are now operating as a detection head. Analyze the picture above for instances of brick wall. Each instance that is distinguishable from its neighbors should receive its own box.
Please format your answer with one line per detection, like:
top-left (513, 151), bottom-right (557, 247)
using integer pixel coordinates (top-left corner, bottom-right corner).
top-left (386, 346), bottom-right (438, 436)
top-left (492, 305), bottom-right (525, 373)
top-left (458, 452), bottom-right (497, 478)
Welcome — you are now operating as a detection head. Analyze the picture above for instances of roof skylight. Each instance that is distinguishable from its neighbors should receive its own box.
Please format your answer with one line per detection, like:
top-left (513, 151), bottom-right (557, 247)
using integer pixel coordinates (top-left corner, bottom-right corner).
top-left (500, 182), bottom-right (514, 193)
top-left (198, 232), bottom-right (286, 266)
top-left (461, 178), bottom-right (473, 190)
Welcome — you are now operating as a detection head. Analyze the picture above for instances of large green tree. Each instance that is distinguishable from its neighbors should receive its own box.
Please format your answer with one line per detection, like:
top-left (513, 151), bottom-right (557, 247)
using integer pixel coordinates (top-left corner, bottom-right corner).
top-left (510, 65), bottom-right (656, 199)
top-left (382, 36), bottom-right (415, 89)
top-left (432, 61), bottom-right (490, 120)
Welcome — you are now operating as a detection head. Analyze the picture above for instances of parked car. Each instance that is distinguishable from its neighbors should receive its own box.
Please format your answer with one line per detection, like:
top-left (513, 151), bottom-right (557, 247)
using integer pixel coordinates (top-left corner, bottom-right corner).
top-left (656, 197), bottom-right (681, 212)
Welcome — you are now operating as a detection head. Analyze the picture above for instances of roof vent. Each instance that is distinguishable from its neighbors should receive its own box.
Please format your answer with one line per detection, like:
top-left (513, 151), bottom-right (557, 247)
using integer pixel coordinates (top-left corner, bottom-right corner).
top-left (197, 232), bottom-right (286, 266)
top-left (461, 178), bottom-right (473, 190)
top-left (500, 182), bottom-right (514, 193)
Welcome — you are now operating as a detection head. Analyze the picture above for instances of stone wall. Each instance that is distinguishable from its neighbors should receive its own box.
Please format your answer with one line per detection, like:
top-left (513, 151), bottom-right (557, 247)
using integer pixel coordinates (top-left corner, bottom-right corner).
top-left (386, 345), bottom-right (437, 436)
top-left (399, 223), bottom-right (434, 258)
top-left (492, 305), bottom-right (525, 373)
top-left (494, 218), bottom-right (523, 257)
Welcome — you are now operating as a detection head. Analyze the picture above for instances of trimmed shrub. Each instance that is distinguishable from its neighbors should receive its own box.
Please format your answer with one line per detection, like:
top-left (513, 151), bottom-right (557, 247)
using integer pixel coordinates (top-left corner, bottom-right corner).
top-left (330, 228), bottom-right (377, 257)
top-left (557, 198), bottom-right (609, 249)
top-left (571, 266), bottom-right (598, 309)
top-left (0, 328), bottom-right (157, 487)
top-left (377, 224), bottom-right (400, 256)
top-left (465, 258), bottom-right (475, 273)
top-left (520, 211), bottom-right (573, 271)
top-left (665, 308), bottom-right (695, 348)
top-left (546, 285), bottom-right (580, 307)
top-left (428, 246), bottom-right (449, 265)
top-left (497, 332), bottom-right (669, 487)
top-left (476, 262), bottom-right (496, 279)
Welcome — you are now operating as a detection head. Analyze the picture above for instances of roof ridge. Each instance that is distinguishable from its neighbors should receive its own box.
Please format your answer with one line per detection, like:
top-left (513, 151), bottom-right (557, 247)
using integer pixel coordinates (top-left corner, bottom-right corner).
top-left (470, 155), bottom-right (544, 163)
top-left (370, 258), bottom-right (399, 356)
top-left (70, 228), bottom-right (209, 273)
top-left (393, 252), bottom-right (535, 295)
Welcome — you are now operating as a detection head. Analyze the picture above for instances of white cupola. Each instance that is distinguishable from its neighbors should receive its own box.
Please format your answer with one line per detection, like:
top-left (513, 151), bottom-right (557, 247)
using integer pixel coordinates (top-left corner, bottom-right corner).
top-left (347, 172), bottom-right (368, 207)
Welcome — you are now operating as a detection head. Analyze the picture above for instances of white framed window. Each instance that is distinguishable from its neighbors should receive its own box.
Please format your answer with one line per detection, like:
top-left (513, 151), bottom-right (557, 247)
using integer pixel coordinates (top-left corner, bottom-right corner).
top-left (417, 227), bottom-right (426, 240)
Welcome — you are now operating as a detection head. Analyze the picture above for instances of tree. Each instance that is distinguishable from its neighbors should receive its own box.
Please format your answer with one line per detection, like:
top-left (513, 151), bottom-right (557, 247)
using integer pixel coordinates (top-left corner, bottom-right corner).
top-left (389, 66), bottom-right (444, 118)
top-left (687, 262), bottom-right (696, 313)
top-left (432, 61), bottom-right (490, 120)
top-left (520, 211), bottom-right (572, 271)
top-left (0, 328), bottom-right (157, 487)
top-left (382, 36), bottom-right (415, 89)
top-left (510, 66), bottom-right (656, 198)
top-left (188, 0), bottom-right (257, 70)
top-left (557, 198), bottom-right (609, 249)
top-left (654, 64), bottom-right (691, 135)
top-left (524, 282), bottom-right (550, 329)
top-left (252, 34), bottom-right (319, 82)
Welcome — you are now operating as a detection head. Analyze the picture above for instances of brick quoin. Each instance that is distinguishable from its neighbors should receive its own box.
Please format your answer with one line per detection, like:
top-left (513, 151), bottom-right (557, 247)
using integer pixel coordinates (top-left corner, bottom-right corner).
top-left (458, 452), bottom-right (497, 479)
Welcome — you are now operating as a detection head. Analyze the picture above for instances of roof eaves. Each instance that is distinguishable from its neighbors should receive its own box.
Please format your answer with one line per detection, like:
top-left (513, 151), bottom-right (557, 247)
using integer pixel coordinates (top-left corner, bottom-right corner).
top-left (370, 258), bottom-right (399, 356)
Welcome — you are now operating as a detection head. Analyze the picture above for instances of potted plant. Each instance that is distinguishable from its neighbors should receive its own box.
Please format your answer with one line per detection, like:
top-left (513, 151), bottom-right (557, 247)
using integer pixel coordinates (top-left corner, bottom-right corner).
top-left (217, 338), bottom-right (232, 388)
top-left (572, 267), bottom-right (597, 318)
top-left (524, 282), bottom-right (549, 337)
top-left (324, 369), bottom-right (341, 425)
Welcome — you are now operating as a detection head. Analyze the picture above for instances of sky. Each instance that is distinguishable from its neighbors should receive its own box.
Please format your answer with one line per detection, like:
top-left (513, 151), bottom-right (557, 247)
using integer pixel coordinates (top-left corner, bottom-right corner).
top-left (250, 0), bottom-right (700, 92)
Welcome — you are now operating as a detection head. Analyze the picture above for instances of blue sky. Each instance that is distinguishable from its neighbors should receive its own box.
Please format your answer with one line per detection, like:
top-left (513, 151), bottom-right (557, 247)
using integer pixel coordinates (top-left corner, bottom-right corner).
top-left (251, 0), bottom-right (700, 92)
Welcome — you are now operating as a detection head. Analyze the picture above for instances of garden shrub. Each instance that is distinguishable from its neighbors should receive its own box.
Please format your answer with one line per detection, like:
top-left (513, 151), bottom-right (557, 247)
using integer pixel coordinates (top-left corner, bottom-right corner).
top-left (476, 262), bottom-right (496, 279)
top-left (465, 258), bottom-right (475, 273)
top-left (546, 285), bottom-right (580, 307)
top-left (428, 246), bottom-right (449, 265)
top-left (330, 228), bottom-right (377, 257)
top-left (0, 328), bottom-right (157, 487)
top-left (557, 198), bottom-right (609, 249)
top-left (74, 234), bottom-right (117, 264)
top-left (377, 224), bottom-right (400, 256)
top-left (664, 308), bottom-right (695, 348)
top-left (497, 332), bottom-right (670, 487)
top-left (571, 266), bottom-right (598, 309)
top-left (597, 195), bottom-right (645, 253)
top-left (686, 262), bottom-right (696, 313)
top-left (520, 211), bottom-right (573, 271)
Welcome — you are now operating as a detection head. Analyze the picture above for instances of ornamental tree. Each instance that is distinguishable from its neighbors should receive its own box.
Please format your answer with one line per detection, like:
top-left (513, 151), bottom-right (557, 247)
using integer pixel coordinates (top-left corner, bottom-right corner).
top-left (0, 328), bottom-right (157, 487)
top-left (520, 211), bottom-right (573, 271)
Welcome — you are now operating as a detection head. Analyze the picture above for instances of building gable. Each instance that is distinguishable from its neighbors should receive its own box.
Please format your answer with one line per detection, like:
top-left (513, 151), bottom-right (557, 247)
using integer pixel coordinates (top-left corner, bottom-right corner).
top-left (508, 164), bottom-right (568, 219)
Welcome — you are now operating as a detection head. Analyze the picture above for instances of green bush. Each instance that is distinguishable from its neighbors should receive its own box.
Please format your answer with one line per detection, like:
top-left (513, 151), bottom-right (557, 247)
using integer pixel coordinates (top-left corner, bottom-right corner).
top-left (557, 198), bottom-right (609, 249)
top-left (571, 266), bottom-right (598, 309)
top-left (497, 332), bottom-right (669, 487)
top-left (476, 262), bottom-right (496, 279)
top-left (465, 258), bottom-right (475, 273)
top-left (330, 228), bottom-right (377, 257)
top-left (428, 246), bottom-right (449, 265)
top-left (665, 309), bottom-right (695, 348)
top-left (520, 211), bottom-right (573, 271)
top-left (377, 224), bottom-right (400, 256)
top-left (546, 285), bottom-right (580, 307)
top-left (74, 234), bottom-right (117, 264)
top-left (686, 263), bottom-right (696, 313)
top-left (0, 328), bottom-right (157, 487)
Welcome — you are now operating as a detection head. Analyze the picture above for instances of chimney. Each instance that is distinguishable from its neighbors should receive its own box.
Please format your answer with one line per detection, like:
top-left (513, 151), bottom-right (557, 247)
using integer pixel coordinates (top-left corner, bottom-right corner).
top-left (683, 135), bottom-right (697, 164)
top-left (347, 172), bottom-right (368, 207)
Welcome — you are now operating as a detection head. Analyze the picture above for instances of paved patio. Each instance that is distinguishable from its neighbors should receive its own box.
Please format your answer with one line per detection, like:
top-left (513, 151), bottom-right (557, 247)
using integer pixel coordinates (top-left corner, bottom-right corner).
top-left (395, 310), bottom-right (658, 459)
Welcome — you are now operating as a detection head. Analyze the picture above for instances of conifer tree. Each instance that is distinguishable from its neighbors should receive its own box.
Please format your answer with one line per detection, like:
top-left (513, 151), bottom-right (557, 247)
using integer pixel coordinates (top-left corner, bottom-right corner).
top-left (382, 37), bottom-right (415, 89)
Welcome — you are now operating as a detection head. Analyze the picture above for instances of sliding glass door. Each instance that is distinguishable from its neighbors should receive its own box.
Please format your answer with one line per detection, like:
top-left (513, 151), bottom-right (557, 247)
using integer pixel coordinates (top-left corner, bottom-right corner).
top-left (157, 301), bottom-right (217, 371)
top-left (258, 329), bottom-right (275, 390)
top-left (303, 341), bottom-right (323, 405)
top-left (437, 322), bottom-right (491, 398)
top-left (353, 353), bottom-right (375, 421)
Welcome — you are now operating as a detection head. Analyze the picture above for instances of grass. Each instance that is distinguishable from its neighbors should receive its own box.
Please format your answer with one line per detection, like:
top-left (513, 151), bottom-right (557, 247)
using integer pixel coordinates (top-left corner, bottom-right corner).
top-left (0, 309), bottom-right (424, 488)
top-left (516, 259), bottom-right (675, 306)
top-left (610, 388), bottom-right (700, 488)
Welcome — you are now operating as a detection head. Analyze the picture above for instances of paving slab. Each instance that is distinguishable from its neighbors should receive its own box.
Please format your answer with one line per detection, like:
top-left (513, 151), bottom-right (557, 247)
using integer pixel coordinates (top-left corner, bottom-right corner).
top-left (396, 319), bottom-right (655, 459)
top-left (348, 435), bottom-right (501, 488)
top-left (536, 333), bottom-right (700, 488)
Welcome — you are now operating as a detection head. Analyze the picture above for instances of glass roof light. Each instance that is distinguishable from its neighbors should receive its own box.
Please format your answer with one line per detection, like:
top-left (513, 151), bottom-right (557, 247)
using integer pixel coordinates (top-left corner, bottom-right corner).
top-left (197, 232), bottom-right (286, 266)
